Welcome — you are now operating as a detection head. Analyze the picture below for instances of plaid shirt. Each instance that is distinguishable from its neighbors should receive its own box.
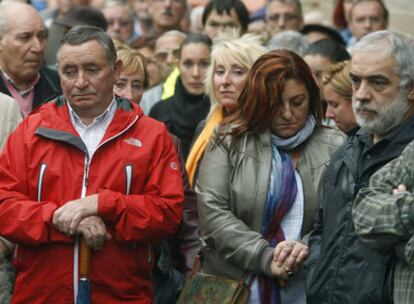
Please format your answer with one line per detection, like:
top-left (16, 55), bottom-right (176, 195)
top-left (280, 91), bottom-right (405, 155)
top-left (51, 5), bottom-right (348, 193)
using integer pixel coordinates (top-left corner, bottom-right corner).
top-left (354, 140), bottom-right (414, 303)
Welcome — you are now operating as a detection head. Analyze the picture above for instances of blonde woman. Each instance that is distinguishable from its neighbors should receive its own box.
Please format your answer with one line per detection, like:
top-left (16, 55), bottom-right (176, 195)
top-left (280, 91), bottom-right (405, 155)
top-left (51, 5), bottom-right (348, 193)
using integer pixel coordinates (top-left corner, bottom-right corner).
top-left (113, 40), bottom-right (149, 104)
top-left (186, 30), bottom-right (266, 186)
top-left (322, 60), bottom-right (357, 134)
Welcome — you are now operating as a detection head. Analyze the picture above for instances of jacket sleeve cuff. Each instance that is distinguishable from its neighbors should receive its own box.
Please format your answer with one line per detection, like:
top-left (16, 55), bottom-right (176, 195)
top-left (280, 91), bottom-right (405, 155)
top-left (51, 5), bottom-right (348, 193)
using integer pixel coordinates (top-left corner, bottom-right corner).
top-left (97, 188), bottom-right (120, 223)
top-left (259, 247), bottom-right (274, 277)
top-left (45, 202), bottom-right (73, 243)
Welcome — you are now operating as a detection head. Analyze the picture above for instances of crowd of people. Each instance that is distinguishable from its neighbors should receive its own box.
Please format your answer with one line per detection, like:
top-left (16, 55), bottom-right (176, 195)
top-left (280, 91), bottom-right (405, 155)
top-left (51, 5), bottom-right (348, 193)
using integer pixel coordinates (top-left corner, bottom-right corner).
top-left (0, 0), bottom-right (413, 303)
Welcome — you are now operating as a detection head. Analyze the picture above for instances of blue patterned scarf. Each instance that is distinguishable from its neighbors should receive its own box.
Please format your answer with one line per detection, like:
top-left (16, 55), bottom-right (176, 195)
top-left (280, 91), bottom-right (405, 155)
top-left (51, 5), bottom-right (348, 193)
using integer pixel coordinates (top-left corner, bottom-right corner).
top-left (271, 115), bottom-right (316, 150)
top-left (259, 137), bottom-right (298, 304)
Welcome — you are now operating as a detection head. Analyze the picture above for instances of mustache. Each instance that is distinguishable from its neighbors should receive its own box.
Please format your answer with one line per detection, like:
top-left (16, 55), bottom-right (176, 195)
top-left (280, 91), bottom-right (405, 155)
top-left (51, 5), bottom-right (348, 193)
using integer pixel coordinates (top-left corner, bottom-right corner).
top-left (26, 57), bottom-right (43, 63)
top-left (162, 9), bottom-right (173, 16)
top-left (72, 91), bottom-right (95, 96)
top-left (353, 99), bottom-right (378, 113)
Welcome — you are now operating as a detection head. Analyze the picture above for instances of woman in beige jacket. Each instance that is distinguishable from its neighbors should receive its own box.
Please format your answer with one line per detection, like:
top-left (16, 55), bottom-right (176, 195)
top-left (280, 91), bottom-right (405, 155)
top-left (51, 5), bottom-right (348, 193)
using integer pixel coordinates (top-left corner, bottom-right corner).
top-left (196, 50), bottom-right (345, 303)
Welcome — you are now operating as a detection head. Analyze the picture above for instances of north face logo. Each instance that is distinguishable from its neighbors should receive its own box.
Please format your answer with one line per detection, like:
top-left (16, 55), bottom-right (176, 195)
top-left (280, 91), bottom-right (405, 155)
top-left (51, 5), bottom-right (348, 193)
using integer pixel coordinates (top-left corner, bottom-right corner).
top-left (124, 137), bottom-right (142, 147)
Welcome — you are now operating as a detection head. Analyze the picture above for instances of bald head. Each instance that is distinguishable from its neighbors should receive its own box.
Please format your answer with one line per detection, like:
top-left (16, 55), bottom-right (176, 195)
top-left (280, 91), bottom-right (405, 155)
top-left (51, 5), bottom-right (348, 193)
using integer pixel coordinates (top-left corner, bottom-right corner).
top-left (0, 2), bottom-right (43, 36)
top-left (154, 30), bottom-right (186, 80)
top-left (0, 2), bottom-right (47, 87)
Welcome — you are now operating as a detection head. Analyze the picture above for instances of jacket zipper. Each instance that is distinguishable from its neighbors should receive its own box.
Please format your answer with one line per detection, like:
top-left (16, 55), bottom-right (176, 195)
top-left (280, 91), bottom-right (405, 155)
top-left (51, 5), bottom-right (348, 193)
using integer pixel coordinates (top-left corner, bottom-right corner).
top-left (74, 155), bottom-right (90, 302)
top-left (147, 245), bottom-right (152, 264)
top-left (73, 115), bottom-right (138, 302)
top-left (17, 164), bottom-right (48, 261)
top-left (124, 164), bottom-right (151, 264)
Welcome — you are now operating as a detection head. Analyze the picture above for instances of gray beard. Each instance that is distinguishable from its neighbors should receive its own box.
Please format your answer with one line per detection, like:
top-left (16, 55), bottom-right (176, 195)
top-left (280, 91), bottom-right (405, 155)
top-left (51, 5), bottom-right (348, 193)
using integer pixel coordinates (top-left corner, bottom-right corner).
top-left (352, 90), bottom-right (409, 136)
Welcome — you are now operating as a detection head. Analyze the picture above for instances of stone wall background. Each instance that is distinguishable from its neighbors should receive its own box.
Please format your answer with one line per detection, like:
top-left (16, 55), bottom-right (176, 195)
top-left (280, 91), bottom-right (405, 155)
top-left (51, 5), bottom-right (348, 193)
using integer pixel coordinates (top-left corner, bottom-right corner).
top-left (302, 0), bottom-right (414, 35)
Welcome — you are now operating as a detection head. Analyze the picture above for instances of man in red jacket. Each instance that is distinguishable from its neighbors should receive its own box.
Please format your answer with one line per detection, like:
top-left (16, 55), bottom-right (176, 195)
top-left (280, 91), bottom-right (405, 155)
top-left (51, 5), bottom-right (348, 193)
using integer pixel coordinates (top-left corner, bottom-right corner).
top-left (0, 25), bottom-right (184, 303)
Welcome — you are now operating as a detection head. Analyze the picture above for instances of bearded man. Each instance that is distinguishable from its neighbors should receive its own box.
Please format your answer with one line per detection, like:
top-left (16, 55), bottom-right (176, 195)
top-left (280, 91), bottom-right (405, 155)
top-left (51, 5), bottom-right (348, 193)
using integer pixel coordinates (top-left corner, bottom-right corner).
top-left (305, 30), bottom-right (414, 304)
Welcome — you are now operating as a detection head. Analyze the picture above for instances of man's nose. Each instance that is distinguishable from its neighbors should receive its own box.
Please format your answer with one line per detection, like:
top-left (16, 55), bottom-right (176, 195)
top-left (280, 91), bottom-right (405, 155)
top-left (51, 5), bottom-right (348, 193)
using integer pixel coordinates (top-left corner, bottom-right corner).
top-left (354, 80), bottom-right (372, 101)
top-left (278, 16), bottom-right (286, 28)
top-left (166, 51), bottom-right (176, 65)
top-left (362, 18), bottom-right (373, 30)
top-left (111, 21), bottom-right (121, 32)
top-left (163, 0), bottom-right (172, 8)
top-left (31, 36), bottom-right (45, 53)
top-left (75, 72), bottom-right (88, 89)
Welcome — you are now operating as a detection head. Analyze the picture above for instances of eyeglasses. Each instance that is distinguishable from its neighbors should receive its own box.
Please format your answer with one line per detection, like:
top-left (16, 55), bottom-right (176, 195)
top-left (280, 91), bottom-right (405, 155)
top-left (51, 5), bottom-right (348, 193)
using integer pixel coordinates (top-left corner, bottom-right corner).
top-left (352, 16), bottom-right (383, 25)
top-left (268, 13), bottom-right (299, 23)
top-left (153, 0), bottom-right (185, 4)
top-left (107, 19), bottom-right (132, 27)
top-left (155, 48), bottom-right (179, 62)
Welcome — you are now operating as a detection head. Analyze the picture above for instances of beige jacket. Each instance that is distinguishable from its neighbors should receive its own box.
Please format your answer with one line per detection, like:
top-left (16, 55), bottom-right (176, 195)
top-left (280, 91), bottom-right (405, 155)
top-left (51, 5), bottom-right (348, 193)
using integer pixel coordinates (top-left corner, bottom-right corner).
top-left (0, 93), bottom-right (21, 303)
top-left (196, 127), bottom-right (345, 279)
top-left (0, 93), bottom-right (22, 150)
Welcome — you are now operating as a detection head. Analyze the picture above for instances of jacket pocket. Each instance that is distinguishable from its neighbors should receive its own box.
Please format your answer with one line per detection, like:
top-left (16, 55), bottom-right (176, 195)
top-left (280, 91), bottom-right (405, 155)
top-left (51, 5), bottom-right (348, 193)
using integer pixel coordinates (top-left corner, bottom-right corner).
top-left (37, 163), bottom-right (47, 202)
top-left (124, 164), bottom-right (133, 195)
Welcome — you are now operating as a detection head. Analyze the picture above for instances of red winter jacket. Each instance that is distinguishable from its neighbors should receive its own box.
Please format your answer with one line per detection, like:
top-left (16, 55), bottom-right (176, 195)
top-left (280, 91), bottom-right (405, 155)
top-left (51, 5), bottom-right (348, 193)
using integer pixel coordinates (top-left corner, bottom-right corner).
top-left (0, 97), bottom-right (184, 303)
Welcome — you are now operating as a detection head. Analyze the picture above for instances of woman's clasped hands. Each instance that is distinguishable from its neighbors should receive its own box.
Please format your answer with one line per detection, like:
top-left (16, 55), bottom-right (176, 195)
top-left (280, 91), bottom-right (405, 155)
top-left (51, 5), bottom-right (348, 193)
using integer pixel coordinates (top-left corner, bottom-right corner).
top-left (270, 240), bottom-right (309, 279)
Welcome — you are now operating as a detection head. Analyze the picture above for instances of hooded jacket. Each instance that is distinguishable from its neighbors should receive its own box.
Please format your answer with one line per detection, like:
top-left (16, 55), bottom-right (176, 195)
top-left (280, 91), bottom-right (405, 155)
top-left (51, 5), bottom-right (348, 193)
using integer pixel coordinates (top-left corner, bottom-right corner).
top-left (0, 96), bottom-right (184, 303)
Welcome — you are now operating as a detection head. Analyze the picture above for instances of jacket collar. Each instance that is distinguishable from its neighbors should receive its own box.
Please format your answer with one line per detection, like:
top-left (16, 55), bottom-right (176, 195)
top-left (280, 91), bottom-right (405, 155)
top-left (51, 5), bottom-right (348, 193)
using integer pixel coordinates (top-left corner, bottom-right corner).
top-left (36, 96), bottom-right (142, 149)
top-left (0, 66), bottom-right (61, 110)
top-left (356, 113), bottom-right (414, 149)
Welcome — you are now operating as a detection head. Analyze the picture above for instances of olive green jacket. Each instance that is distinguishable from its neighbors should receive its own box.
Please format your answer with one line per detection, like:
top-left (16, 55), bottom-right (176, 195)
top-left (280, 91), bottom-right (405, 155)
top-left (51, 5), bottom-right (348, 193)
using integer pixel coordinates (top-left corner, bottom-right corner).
top-left (196, 127), bottom-right (345, 279)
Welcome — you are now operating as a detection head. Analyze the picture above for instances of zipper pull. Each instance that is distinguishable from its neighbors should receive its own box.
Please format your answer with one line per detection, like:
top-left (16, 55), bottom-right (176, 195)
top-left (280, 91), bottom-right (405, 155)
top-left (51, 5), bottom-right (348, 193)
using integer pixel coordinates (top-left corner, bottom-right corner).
top-left (85, 162), bottom-right (90, 188)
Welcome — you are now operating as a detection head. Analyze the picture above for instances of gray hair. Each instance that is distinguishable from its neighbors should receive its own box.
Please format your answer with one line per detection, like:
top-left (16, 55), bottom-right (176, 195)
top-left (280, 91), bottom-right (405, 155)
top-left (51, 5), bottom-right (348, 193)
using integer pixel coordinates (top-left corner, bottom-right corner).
top-left (352, 30), bottom-right (414, 87)
top-left (57, 25), bottom-right (117, 66)
top-left (266, 30), bottom-right (309, 56)
top-left (0, 2), bottom-right (40, 37)
top-left (155, 30), bottom-right (187, 50)
top-left (103, 0), bottom-right (135, 22)
top-left (0, 3), bottom-right (9, 37)
top-left (267, 0), bottom-right (303, 18)
top-left (157, 30), bottom-right (187, 42)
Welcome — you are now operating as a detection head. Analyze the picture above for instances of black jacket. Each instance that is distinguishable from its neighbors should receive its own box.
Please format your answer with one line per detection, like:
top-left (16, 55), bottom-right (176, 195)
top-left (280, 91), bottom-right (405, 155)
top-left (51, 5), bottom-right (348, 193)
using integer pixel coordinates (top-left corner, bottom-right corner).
top-left (0, 66), bottom-right (61, 112)
top-left (149, 77), bottom-right (209, 159)
top-left (305, 114), bottom-right (414, 304)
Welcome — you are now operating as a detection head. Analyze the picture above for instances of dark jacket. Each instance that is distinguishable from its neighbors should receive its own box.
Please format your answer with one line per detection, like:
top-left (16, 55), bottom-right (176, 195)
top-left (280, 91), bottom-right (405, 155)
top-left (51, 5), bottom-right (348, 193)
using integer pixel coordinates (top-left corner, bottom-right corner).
top-left (152, 134), bottom-right (199, 304)
top-left (305, 114), bottom-right (414, 304)
top-left (149, 77), bottom-right (209, 159)
top-left (0, 66), bottom-right (61, 112)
